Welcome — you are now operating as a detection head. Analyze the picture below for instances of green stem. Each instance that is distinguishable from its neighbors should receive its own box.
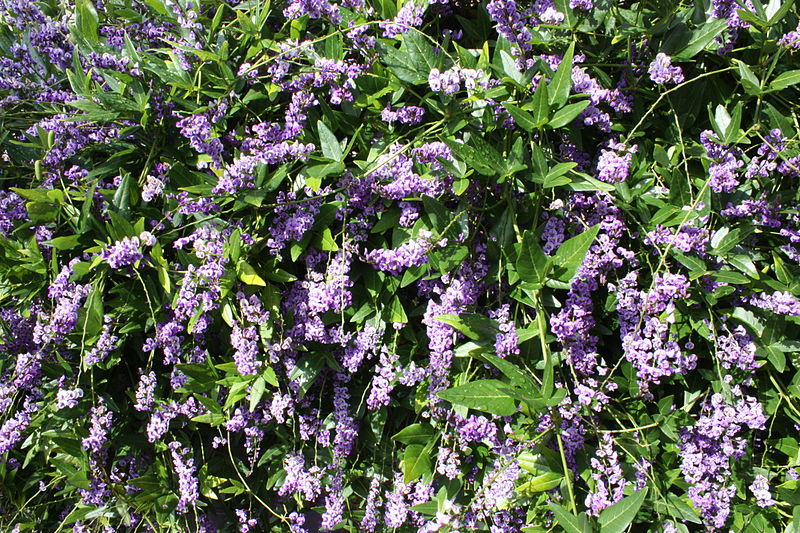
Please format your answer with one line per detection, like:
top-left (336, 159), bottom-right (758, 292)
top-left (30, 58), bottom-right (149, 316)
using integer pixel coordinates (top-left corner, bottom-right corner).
top-left (557, 433), bottom-right (577, 513)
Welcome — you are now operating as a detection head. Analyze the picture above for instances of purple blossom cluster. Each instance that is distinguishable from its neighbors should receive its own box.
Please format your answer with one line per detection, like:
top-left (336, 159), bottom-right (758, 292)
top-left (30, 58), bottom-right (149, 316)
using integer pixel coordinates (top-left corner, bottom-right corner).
top-left (169, 441), bottom-right (199, 514)
top-left (100, 236), bottom-right (143, 269)
top-left (616, 272), bottom-right (697, 396)
top-left (380, 1), bottom-right (425, 38)
top-left (364, 230), bottom-right (435, 274)
top-left (648, 53), bottom-right (684, 85)
top-left (3, 0), bottom-right (799, 529)
top-left (700, 130), bottom-right (744, 193)
top-left (679, 391), bottom-right (765, 529)
top-left (585, 434), bottom-right (628, 515)
top-left (381, 105), bottom-right (425, 125)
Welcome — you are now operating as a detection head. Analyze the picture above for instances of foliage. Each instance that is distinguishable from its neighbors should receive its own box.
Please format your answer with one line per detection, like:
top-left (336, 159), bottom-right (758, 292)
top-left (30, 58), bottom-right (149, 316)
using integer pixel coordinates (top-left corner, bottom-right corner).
top-left (1, 0), bottom-right (800, 530)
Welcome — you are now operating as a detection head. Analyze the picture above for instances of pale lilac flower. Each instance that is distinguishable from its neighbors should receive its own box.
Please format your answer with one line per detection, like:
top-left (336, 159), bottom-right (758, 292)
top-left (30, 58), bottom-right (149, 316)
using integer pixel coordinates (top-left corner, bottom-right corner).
top-left (648, 53), bottom-right (684, 84)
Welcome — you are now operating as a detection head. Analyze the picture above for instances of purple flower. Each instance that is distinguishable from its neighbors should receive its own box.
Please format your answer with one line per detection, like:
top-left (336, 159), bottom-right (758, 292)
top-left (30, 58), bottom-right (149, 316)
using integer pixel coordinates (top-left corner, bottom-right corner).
top-left (56, 387), bottom-right (83, 409)
top-left (100, 236), bottom-right (143, 269)
top-left (750, 475), bottom-right (775, 507)
top-left (278, 452), bottom-right (322, 501)
top-left (231, 324), bottom-right (261, 375)
top-left (585, 434), bottom-right (627, 515)
top-left (596, 140), bottom-right (636, 183)
top-left (380, 1), bottom-right (424, 38)
top-left (134, 371), bottom-right (157, 412)
top-left (364, 231), bottom-right (435, 274)
top-left (169, 441), bottom-right (199, 514)
top-left (82, 400), bottom-right (113, 453)
top-left (85, 316), bottom-right (119, 365)
top-left (648, 53), bottom-right (684, 85)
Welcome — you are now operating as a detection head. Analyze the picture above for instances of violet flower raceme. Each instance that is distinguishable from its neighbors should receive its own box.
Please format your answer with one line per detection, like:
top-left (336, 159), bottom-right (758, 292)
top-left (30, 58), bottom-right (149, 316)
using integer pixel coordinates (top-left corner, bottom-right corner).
top-left (85, 316), bottom-right (119, 365)
top-left (56, 387), bottom-right (83, 409)
top-left (169, 441), bottom-right (199, 514)
top-left (278, 452), bottom-right (322, 501)
top-left (750, 475), bottom-right (775, 507)
top-left (380, 1), bottom-right (424, 38)
top-left (361, 477), bottom-right (383, 532)
top-left (596, 140), bottom-right (637, 183)
top-left (100, 236), bottom-right (143, 269)
top-left (679, 392), bottom-right (765, 529)
top-left (231, 323), bottom-right (261, 375)
top-left (585, 433), bottom-right (627, 515)
top-left (648, 53), bottom-right (684, 85)
top-left (82, 400), bottom-right (113, 453)
top-left (701, 130), bottom-right (744, 193)
top-left (364, 230), bottom-right (436, 274)
top-left (134, 371), bottom-right (157, 412)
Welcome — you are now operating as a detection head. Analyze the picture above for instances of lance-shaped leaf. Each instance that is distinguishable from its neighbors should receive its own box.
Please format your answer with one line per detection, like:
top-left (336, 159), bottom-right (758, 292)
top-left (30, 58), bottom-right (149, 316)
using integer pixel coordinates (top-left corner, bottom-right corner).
top-left (598, 488), bottom-right (647, 533)
top-left (549, 41), bottom-right (575, 108)
top-left (517, 230), bottom-right (550, 288)
top-left (551, 225), bottom-right (600, 282)
top-left (437, 379), bottom-right (517, 416)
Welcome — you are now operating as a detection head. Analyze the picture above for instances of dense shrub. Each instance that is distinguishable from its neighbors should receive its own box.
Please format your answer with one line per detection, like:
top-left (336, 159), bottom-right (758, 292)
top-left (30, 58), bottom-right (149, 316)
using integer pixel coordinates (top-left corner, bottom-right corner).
top-left (2, 0), bottom-right (800, 530)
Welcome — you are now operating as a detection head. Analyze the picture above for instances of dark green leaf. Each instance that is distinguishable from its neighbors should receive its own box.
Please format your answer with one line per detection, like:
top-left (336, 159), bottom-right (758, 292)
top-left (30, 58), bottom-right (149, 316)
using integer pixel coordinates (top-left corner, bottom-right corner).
top-left (531, 79), bottom-right (550, 128)
top-left (434, 313), bottom-right (499, 341)
top-left (437, 380), bottom-right (517, 416)
top-left (770, 70), bottom-right (800, 91)
top-left (674, 19), bottom-right (728, 60)
top-left (317, 120), bottom-right (343, 162)
top-left (517, 230), bottom-right (550, 288)
top-left (552, 225), bottom-right (600, 282)
top-left (503, 103), bottom-right (536, 132)
top-left (393, 423), bottom-right (436, 445)
top-left (549, 41), bottom-right (575, 108)
top-left (547, 503), bottom-right (585, 533)
top-left (403, 444), bottom-right (431, 483)
top-left (598, 488), bottom-right (647, 533)
top-left (548, 100), bottom-right (591, 129)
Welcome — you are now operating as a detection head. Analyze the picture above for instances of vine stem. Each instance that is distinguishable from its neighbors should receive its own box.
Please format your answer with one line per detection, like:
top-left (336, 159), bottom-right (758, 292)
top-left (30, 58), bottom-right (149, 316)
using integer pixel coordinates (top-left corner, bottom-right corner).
top-left (557, 433), bottom-right (577, 513)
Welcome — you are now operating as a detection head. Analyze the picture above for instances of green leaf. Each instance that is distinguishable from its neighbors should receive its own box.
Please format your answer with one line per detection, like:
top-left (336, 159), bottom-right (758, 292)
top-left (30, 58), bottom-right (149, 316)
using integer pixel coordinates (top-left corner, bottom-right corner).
top-left (74, 0), bottom-right (99, 42)
top-left (517, 230), bottom-right (550, 288)
top-left (673, 18), bottom-right (728, 59)
top-left (503, 103), bottom-right (537, 132)
top-left (434, 313), bottom-right (499, 341)
top-left (402, 444), bottom-right (431, 483)
top-left (469, 134), bottom-right (508, 175)
top-left (476, 352), bottom-right (537, 389)
top-left (770, 70), bottom-right (800, 91)
top-left (25, 201), bottom-right (59, 223)
top-left (598, 488), bottom-right (647, 533)
top-left (530, 79), bottom-right (550, 128)
top-left (547, 100), bottom-right (590, 129)
top-left (392, 423), bottom-right (436, 445)
top-left (317, 120), bottom-right (343, 162)
top-left (318, 227), bottom-right (339, 251)
top-left (735, 60), bottom-right (762, 95)
top-left (382, 32), bottom-right (443, 84)
top-left (549, 41), bottom-right (575, 108)
top-left (768, 0), bottom-right (795, 24)
top-left (249, 376), bottom-right (266, 411)
top-left (552, 225), bottom-right (600, 282)
top-left (544, 162), bottom-right (577, 188)
top-left (112, 172), bottom-right (132, 217)
top-left (547, 503), bottom-right (585, 533)
top-left (724, 102), bottom-right (743, 143)
top-left (238, 262), bottom-right (267, 286)
top-left (48, 235), bottom-right (82, 250)
top-left (713, 105), bottom-right (731, 139)
top-left (518, 472), bottom-right (563, 494)
top-left (444, 139), bottom-right (496, 176)
top-left (500, 50), bottom-right (524, 85)
top-left (437, 379), bottom-right (517, 416)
